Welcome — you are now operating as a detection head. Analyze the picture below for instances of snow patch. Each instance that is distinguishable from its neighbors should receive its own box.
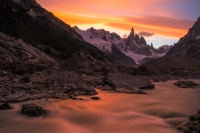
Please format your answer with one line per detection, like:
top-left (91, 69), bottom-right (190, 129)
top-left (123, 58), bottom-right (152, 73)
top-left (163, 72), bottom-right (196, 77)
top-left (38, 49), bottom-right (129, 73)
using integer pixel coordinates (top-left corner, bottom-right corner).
top-left (74, 26), bottom-right (168, 64)
top-left (123, 51), bottom-right (147, 64)
top-left (123, 51), bottom-right (166, 64)
top-left (74, 27), bottom-right (118, 52)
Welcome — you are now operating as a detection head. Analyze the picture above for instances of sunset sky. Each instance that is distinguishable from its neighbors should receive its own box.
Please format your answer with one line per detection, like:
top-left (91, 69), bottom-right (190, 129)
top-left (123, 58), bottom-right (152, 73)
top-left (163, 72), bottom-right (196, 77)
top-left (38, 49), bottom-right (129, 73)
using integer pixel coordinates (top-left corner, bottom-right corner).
top-left (36, 0), bottom-right (200, 48)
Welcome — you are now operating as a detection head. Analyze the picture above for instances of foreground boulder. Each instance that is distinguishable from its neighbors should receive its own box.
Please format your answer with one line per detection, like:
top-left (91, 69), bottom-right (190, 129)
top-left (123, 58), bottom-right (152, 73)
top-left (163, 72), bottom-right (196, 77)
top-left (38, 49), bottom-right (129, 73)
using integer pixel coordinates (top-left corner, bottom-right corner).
top-left (21, 103), bottom-right (45, 116)
top-left (174, 80), bottom-right (199, 88)
top-left (102, 73), bottom-right (154, 94)
top-left (177, 110), bottom-right (200, 133)
top-left (0, 103), bottom-right (12, 110)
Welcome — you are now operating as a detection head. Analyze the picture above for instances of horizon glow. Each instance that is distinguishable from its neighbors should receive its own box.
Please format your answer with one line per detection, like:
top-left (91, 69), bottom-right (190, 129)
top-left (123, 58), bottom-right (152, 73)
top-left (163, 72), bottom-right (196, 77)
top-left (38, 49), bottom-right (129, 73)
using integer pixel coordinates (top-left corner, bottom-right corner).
top-left (36, 0), bottom-right (200, 48)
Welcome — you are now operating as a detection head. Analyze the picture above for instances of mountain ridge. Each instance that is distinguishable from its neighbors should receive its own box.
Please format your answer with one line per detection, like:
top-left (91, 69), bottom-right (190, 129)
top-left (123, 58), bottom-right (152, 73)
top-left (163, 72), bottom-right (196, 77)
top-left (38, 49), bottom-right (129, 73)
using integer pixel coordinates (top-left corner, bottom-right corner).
top-left (74, 26), bottom-right (171, 64)
top-left (146, 16), bottom-right (200, 75)
top-left (0, 0), bottom-right (111, 71)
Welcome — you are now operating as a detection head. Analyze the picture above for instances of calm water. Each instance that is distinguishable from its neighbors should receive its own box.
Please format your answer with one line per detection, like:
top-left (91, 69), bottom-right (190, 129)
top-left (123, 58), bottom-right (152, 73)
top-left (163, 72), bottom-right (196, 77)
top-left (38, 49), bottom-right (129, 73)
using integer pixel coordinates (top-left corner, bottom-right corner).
top-left (0, 80), bottom-right (200, 133)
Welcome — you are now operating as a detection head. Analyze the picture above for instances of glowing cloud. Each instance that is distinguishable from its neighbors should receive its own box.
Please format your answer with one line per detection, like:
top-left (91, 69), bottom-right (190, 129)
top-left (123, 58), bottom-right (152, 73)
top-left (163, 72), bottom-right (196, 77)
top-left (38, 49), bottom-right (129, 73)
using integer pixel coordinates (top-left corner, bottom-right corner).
top-left (36, 0), bottom-right (200, 46)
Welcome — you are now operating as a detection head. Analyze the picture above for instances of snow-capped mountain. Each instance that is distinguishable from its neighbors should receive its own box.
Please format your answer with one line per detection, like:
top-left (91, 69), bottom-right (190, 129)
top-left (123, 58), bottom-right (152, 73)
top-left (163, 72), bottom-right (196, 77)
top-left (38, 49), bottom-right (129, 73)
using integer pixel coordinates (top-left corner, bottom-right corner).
top-left (74, 26), bottom-right (124, 52)
top-left (124, 28), bottom-right (157, 56)
top-left (122, 28), bottom-right (169, 64)
top-left (74, 26), bottom-right (170, 64)
top-left (74, 26), bottom-right (136, 66)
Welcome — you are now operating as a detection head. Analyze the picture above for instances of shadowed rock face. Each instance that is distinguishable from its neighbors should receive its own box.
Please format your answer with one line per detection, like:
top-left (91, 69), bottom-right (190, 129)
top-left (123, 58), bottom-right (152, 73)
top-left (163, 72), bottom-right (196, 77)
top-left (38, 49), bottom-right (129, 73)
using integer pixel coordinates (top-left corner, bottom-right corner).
top-left (124, 28), bottom-right (157, 56)
top-left (0, 0), bottom-right (108, 68)
top-left (106, 44), bottom-right (136, 66)
top-left (21, 103), bottom-right (45, 116)
top-left (101, 73), bottom-right (154, 94)
top-left (167, 16), bottom-right (200, 60)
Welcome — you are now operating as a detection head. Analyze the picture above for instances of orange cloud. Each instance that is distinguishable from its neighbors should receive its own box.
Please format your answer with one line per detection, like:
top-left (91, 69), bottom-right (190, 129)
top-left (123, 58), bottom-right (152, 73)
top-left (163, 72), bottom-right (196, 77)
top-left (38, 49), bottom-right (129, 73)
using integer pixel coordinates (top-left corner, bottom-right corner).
top-left (36, 0), bottom-right (198, 39)
top-left (105, 22), bottom-right (187, 38)
top-left (53, 12), bottom-right (191, 38)
top-left (54, 12), bottom-right (125, 25)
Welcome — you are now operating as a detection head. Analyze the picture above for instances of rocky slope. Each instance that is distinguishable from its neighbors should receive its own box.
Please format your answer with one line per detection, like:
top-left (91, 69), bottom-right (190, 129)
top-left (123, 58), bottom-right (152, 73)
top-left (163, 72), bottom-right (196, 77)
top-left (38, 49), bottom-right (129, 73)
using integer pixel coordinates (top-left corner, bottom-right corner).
top-left (0, 0), bottom-right (113, 101)
top-left (146, 17), bottom-right (200, 78)
top-left (167, 17), bottom-right (200, 60)
top-left (0, 0), bottom-right (159, 102)
top-left (0, 0), bottom-right (110, 71)
top-left (0, 32), bottom-right (55, 65)
top-left (74, 26), bottom-right (170, 64)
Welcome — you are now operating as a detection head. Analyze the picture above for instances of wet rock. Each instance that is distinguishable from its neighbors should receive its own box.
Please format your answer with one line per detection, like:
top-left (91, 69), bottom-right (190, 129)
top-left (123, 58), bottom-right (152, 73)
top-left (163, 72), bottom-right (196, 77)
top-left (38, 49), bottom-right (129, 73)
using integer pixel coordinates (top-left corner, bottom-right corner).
top-left (91, 97), bottom-right (100, 100)
top-left (21, 103), bottom-right (45, 116)
top-left (115, 84), bottom-right (146, 94)
top-left (102, 73), bottom-right (154, 94)
top-left (177, 110), bottom-right (200, 133)
top-left (78, 98), bottom-right (85, 100)
top-left (174, 80), bottom-right (199, 88)
top-left (190, 114), bottom-right (200, 121)
top-left (0, 103), bottom-right (12, 110)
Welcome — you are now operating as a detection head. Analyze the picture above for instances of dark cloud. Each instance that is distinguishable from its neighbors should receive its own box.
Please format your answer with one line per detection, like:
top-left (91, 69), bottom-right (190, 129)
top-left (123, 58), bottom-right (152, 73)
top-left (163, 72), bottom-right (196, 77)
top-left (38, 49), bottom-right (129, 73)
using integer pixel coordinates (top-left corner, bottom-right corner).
top-left (122, 34), bottom-right (128, 38)
top-left (138, 31), bottom-right (154, 37)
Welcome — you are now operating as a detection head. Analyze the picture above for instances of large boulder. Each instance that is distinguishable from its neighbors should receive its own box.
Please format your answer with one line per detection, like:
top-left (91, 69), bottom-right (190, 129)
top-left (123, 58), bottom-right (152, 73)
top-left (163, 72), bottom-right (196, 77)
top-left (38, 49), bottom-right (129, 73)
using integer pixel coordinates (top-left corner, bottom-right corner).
top-left (21, 103), bottom-right (45, 116)
top-left (174, 80), bottom-right (199, 88)
top-left (102, 73), bottom-right (154, 94)
top-left (0, 103), bottom-right (12, 110)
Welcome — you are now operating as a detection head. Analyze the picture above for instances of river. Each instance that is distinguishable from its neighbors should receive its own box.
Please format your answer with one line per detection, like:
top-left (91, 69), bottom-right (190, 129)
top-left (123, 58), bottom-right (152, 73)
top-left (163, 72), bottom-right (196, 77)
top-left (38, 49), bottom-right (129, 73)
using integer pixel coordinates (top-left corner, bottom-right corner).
top-left (0, 80), bottom-right (200, 133)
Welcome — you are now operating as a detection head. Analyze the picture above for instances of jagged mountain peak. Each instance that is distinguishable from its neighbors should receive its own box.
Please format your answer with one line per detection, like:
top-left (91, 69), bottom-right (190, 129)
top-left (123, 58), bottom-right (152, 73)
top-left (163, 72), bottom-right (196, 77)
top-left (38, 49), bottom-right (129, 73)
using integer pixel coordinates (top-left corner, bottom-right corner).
top-left (197, 16), bottom-right (200, 22)
top-left (74, 26), bottom-right (170, 64)
top-left (125, 28), bottom-right (150, 52)
top-left (146, 16), bottom-right (200, 74)
top-left (131, 27), bottom-right (134, 34)
top-left (74, 27), bottom-right (136, 66)
top-left (151, 43), bottom-right (153, 48)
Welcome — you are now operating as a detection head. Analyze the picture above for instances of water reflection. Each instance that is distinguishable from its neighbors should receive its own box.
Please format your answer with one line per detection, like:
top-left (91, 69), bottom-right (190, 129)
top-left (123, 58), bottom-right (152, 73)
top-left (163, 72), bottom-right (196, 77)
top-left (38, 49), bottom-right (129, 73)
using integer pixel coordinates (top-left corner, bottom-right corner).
top-left (0, 80), bottom-right (200, 133)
